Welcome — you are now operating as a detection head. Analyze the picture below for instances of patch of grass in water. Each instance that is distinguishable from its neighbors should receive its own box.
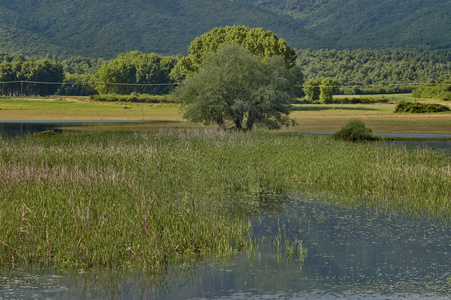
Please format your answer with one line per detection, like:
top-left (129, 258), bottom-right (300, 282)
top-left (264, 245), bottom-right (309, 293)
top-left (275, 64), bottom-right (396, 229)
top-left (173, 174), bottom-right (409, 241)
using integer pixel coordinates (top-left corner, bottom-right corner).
top-left (332, 119), bottom-right (380, 142)
top-left (0, 130), bottom-right (449, 273)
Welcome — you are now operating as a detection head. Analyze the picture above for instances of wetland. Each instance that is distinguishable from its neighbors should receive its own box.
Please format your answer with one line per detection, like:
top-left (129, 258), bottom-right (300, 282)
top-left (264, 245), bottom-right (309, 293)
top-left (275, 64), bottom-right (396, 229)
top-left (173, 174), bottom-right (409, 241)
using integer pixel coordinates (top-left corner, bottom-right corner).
top-left (0, 96), bottom-right (450, 299)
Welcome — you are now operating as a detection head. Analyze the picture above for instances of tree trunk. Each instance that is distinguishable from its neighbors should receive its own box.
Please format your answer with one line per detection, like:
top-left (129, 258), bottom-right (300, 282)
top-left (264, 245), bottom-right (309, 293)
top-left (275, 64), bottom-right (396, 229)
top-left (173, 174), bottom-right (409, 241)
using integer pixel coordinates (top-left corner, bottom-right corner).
top-left (246, 111), bottom-right (256, 131)
top-left (233, 116), bottom-right (243, 130)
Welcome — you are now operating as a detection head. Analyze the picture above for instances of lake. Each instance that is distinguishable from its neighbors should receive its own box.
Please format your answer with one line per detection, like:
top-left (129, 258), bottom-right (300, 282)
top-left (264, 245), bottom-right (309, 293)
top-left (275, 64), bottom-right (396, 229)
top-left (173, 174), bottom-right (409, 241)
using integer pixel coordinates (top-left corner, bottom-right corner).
top-left (1, 193), bottom-right (449, 299)
top-left (0, 122), bottom-right (450, 299)
top-left (1, 121), bottom-right (450, 152)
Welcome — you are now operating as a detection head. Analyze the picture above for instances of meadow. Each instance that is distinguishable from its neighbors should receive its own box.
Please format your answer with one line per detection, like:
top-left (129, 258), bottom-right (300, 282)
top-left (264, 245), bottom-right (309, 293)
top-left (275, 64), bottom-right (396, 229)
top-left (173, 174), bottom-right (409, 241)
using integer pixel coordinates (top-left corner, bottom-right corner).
top-left (0, 130), bottom-right (449, 272)
top-left (0, 94), bottom-right (450, 133)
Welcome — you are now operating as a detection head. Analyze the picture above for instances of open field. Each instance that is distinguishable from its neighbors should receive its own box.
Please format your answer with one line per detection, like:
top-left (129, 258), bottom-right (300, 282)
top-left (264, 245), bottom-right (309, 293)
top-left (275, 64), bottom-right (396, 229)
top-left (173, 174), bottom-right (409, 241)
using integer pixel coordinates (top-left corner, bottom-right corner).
top-left (0, 95), bottom-right (450, 133)
top-left (0, 97), bottom-right (183, 122)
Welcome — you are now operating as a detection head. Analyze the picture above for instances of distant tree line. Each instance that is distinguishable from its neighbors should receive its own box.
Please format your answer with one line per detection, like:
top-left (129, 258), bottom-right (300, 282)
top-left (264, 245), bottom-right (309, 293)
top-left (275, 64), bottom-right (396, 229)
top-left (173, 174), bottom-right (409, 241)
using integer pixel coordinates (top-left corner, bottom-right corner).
top-left (0, 52), bottom-right (180, 96)
top-left (0, 57), bottom-right (63, 96)
top-left (0, 48), bottom-right (449, 97)
top-left (412, 80), bottom-right (451, 101)
top-left (297, 49), bottom-right (451, 94)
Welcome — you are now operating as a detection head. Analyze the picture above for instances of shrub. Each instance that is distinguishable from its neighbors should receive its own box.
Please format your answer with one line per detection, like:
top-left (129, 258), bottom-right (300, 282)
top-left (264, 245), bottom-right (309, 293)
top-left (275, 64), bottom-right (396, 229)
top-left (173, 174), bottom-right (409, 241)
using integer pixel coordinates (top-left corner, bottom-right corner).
top-left (333, 119), bottom-right (380, 142)
top-left (394, 101), bottom-right (450, 113)
top-left (90, 93), bottom-right (177, 103)
top-left (412, 81), bottom-right (451, 101)
top-left (334, 97), bottom-right (389, 104)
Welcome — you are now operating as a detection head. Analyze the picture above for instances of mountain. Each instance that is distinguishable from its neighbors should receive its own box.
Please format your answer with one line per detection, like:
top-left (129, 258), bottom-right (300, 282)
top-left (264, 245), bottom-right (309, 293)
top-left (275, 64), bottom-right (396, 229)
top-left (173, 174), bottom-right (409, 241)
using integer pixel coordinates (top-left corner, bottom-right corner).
top-left (236, 0), bottom-right (451, 50)
top-left (0, 0), bottom-right (449, 58)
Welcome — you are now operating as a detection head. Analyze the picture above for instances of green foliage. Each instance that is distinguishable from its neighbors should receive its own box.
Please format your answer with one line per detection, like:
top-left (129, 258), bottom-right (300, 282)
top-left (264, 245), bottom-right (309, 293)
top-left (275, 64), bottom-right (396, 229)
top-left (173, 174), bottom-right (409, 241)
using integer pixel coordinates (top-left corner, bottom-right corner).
top-left (61, 56), bottom-right (105, 75)
top-left (412, 80), bottom-right (451, 101)
top-left (173, 44), bottom-right (296, 130)
top-left (394, 101), bottom-right (451, 113)
top-left (0, 58), bottom-right (64, 96)
top-left (58, 73), bottom-right (97, 96)
top-left (93, 51), bottom-right (179, 95)
top-left (320, 77), bottom-right (339, 104)
top-left (174, 26), bottom-right (298, 78)
top-left (303, 77), bottom-right (340, 103)
top-left (297, 49), bottom-right (451, 93)
top-left (237, 0), bottom-right (451, 50)
top-left (0, 0), bottom-right (450, 58)
top-left (303, 78), bottom-right (321, 101)
top-left (333, 97), bottom-right (389, 104)
top-left (0, 0), bottom-right (312, 58)
top-left (333, 119), bottom-right (380, 142)
top-left (90, 93), bottom-right (175, 103)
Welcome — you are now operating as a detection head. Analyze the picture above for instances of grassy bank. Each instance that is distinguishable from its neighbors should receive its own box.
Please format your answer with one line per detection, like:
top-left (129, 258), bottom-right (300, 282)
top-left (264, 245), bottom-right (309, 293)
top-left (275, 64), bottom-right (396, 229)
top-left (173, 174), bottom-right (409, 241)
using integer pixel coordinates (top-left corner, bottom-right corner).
top-left (1, 95), bottom-right (450, 133)
top-left (0, 130), bottom-right (449, 271)
top-left (0, 97), bottom-right (183, 122)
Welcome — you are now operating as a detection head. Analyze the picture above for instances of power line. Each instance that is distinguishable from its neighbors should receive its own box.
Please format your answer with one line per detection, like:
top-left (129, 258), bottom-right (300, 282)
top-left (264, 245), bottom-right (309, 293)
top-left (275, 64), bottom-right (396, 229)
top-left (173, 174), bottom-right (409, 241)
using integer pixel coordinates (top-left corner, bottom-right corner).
top-left (0, 80), bottom-right (447, 88)
top-left (0, 80), bottom-right (179, 86)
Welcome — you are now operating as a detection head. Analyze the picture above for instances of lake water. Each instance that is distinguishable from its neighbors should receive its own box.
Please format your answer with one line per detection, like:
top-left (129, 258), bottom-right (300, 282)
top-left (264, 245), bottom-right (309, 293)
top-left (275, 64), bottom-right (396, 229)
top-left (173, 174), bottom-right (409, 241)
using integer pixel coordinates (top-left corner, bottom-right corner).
top-left (300, 132), bottom-right (451, 152)
top-left (0, 120), bottom-right (171, 138)
top-left (1, 122), bottom-right (450, 299)
top-left (1, 194), bottom-right (450, 299)
top-left (1, 121), bottom-right (450, 152)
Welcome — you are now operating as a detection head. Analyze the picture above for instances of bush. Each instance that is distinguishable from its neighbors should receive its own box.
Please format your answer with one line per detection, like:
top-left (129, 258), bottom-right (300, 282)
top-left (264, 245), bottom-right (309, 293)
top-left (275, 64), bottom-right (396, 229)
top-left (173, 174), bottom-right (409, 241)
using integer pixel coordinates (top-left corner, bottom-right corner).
top-left (394, 101), bottom-right (450, 113)
top-left (412, 81), bottom-right (451, 101)
top-left (90, 93), bottom-right (177, 103)
top-left (333, 120), bottom-right (380, 142)
top-left (334, 97), bottom-right (389, 104)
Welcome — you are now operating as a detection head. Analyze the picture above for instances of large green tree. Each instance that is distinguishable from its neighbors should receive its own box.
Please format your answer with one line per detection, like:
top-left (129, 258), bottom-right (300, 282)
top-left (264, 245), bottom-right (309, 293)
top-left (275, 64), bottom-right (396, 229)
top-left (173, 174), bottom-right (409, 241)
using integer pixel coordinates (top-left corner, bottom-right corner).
top-left (172, 26), bottom-right (298, 80)
top-left (93, 51), bottom-right (179, 95)
top-left (303, 77), bottom-right (322, 101)
top-left (320, 77), bottom-right (340, 103)
top-left (303, 77), bottom-right (339, 103)
top-left (173, 44), bottom-right (297, 131)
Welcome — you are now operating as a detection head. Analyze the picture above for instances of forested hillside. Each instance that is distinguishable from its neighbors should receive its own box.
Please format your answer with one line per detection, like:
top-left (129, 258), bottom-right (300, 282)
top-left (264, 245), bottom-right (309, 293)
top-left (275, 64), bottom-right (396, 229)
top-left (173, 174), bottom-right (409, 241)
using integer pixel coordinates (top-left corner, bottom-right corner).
top-left (0, 0), bottom-right (318, 58)
top-left (237, 0), bottom-right (451, 50)
top-left (297, 49), bottom-right (451, 93)
top-left (0, 0), bottom-right (450, 58)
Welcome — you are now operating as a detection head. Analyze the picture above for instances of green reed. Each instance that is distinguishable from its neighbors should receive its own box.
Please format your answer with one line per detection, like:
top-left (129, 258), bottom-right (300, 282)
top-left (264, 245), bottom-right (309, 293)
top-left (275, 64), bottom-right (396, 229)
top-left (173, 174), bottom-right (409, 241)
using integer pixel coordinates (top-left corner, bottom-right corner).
top-left (0, 130), bottom-right (449, 270)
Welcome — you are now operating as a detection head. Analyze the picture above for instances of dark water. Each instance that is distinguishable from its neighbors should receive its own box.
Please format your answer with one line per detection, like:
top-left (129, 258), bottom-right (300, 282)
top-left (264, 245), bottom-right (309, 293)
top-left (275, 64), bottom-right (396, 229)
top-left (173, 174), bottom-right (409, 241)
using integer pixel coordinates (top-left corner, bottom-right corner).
top-left (300, 132), bottom-right (451, 152)
top-left (1, 195), bottom-right (450, 299)
top-left (0, 120), bottom-right (169, 138)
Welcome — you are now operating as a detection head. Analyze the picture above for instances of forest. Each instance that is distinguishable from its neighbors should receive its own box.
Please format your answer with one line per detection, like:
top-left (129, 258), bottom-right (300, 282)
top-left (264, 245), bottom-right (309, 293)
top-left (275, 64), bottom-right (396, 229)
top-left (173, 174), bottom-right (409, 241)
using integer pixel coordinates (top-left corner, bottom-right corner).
top-left (0, 48), bottom-right (449, 98)
top-left (0, 0), bottom-right (449, 58)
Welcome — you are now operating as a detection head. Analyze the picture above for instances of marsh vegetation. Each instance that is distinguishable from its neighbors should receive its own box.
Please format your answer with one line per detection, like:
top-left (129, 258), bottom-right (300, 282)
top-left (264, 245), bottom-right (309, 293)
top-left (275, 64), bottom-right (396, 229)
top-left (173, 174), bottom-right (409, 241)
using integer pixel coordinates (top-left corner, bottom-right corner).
top-left (0, 130), bottom-right (449, 273)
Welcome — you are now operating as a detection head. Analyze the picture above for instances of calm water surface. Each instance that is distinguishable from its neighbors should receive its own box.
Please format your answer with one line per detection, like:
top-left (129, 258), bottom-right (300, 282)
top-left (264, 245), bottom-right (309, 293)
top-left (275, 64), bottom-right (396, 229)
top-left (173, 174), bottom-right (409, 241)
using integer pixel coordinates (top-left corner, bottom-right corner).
top-left (1, 121), bottom-right (450, 152)
top-left (1, 195), bottom-right (450, 299)
top-left (1, 123), bottom-right (450, 298)
top-left (0, 120), bottom-right (169, 138)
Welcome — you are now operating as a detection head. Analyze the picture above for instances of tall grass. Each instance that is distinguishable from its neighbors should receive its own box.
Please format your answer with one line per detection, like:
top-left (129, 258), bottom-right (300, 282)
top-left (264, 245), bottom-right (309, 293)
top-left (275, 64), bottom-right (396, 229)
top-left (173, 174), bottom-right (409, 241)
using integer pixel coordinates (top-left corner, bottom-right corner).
top-left (0, 130), bottom-right (449, 271)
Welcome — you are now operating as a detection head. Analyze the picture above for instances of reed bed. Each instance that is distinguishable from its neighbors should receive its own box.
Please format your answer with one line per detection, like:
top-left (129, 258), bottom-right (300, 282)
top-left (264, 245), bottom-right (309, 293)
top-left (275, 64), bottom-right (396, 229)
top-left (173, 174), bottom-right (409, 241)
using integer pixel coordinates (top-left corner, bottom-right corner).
top-left (0, 130), bottom-right (449, 270)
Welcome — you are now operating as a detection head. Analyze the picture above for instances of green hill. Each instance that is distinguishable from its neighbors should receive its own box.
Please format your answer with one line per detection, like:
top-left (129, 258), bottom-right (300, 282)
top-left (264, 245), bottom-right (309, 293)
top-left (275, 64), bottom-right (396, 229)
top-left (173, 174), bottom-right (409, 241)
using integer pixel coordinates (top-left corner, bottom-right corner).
top-left (0, 0), bottom-right (321, 58)
top-left (237, 0), bottom-right (451, 50)
top-left (0, 0), bottom-right (449, 58)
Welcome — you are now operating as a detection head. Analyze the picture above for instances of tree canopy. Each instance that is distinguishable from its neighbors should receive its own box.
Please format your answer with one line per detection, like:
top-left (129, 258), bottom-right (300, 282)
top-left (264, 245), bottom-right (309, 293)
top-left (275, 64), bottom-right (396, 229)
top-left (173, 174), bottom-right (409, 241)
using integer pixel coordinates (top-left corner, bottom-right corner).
top-left (0, 58), bottom-right (64, 96)
top-left (93, 51), bottom-right (179, 95)
top-left (297, 49), bottom-right (451, 94)
top-left (173, 44), bottom-right (297, 131)
top-left (173, 26), bottom-right (298, 79)
top-left (319, 77), bottom-right (340, 104)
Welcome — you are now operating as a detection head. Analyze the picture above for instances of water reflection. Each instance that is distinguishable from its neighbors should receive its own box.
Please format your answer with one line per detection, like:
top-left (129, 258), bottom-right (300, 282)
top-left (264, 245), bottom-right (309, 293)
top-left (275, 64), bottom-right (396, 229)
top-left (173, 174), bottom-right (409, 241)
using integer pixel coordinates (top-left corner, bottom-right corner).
top-left (0, 120), bottom-right (173, 138)
top-left (299, 132), bottom-right (451, 152)
top-left (1, 194), bottom-right (449, 299)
